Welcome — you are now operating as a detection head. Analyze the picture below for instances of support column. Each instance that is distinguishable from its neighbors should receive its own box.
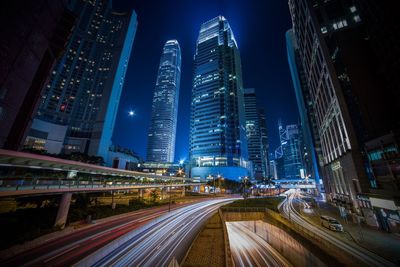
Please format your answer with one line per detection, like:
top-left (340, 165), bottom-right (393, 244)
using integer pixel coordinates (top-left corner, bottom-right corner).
top-left (139, 188), bottom-right (144, 199)
top-left (161, 187), bottom-right (165, 200)
top-left (54, 193), bottom-right (72, 229)
top-left (111, 191), bottom-right (116, 210)
top-left (182, 186), bottom-right (186, 197)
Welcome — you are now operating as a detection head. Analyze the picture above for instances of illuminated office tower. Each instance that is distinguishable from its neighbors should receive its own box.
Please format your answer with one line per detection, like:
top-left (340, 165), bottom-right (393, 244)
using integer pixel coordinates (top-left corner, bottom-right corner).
top-left (26, 0), bottom-right (137, 161)
top-left (282, 124), bottom-right (304, 179)
top-left (243, 89), bottom-right (269, 179)
top-left (146, 40), bottom-right (181, 163)
top-left (189, 16), bottom-right (249, 181)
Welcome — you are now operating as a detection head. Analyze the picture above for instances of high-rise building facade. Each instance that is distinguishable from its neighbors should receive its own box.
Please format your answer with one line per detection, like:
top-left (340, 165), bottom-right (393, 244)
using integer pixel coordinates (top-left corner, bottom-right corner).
top-left (258, 108), bottom-right (270, 178)
top-left (189, 16), bottom-right (249, 181)
top-left (26, 0), bottom-right (137, 162)
top-left (288, 0), bottom-right (400, 215)
top-left (244, 88), bottom-right (262, 179)
top-left (282, 124), bottom-right (304, 179)
top-left (286, 29), bottom-right (323, 186)
top-left (243, 89), bottom-right (269, 179)
top-left (0, 0), bottom-right (74, 150)
top-left (146, 40), bottom-right (181, 163)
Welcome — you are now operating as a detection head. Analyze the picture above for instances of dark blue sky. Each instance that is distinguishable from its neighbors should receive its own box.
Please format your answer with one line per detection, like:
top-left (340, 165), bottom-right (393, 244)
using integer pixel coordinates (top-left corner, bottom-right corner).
top-left (112, 0), bottom-right (299, 161)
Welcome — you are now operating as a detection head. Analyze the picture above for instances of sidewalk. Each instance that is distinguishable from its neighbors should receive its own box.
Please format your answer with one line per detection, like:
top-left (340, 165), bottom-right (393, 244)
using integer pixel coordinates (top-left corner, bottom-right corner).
top-left (298, 198), bottom-right (400, 265)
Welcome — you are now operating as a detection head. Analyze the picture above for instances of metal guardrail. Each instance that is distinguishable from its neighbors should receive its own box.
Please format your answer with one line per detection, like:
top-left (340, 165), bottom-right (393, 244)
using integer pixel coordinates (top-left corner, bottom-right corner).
top-left (0, 183), bottom-right (204, 197)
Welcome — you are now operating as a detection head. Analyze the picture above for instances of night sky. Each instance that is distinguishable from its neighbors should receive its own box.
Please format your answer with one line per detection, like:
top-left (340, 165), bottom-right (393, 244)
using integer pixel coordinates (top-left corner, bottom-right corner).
top-left (112, 0), bottom-right (299, 162)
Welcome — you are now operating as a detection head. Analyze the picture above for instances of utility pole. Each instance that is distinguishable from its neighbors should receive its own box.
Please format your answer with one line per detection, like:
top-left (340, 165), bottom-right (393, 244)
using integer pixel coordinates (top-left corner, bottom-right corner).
top-left (168, 187), bottom-right (171, 212)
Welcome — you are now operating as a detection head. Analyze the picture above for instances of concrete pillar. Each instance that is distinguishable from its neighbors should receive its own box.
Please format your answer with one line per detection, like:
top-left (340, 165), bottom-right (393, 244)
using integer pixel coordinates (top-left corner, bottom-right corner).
top-left (111, 191), bottom-right (116, 210)
top-left (182, 186), bottom-right (186, 197)
top-left (161, 188), bottom-right (165, 200)
top-left (139, 188), bottom-right (144, 199)
top-left (54, 193), bottom-right (72, 229)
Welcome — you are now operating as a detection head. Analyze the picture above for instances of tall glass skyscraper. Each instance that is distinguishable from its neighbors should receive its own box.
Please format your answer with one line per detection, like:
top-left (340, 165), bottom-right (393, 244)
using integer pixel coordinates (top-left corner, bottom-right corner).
top-left (244, 88), bottom-right (269, 179)
top-left (25, 0), bottom-right (137, 162)
top-left (190, 16), bottom-right (249, 181)
top-left (146, 40), bottom-right (181, 163)
top-left (282, 124), bottom-right (304, 179)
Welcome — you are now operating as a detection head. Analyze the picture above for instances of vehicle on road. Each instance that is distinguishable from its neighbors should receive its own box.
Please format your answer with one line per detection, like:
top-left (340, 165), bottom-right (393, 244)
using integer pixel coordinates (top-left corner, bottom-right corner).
top-left (320, 215), bottom-right (343, 232)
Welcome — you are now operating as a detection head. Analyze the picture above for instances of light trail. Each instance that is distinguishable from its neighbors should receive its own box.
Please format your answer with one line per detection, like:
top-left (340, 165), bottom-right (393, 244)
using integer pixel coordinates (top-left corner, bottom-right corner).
top-left (279, 191), bottom-right (396, 267)
top-left (226, 221), bottom-right (292, 267)
top-left (79, 198), bottom-right (235, 267)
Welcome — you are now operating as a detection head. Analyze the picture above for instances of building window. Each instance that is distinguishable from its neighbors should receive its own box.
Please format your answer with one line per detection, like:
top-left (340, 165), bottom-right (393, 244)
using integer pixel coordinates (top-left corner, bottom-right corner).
top-left (353, 15), bottom-right (361, 23)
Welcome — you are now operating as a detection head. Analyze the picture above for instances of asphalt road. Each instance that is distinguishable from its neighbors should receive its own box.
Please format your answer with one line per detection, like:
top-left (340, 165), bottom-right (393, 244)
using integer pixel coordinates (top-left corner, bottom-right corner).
top-left (279, 191), bottom-right (396, 267)
top-left (226, 221), bottom-right (292, 267)
top-left (0, 200), bottom-right (209, 267)
top-left (81, 198), bottom-right (235, 267)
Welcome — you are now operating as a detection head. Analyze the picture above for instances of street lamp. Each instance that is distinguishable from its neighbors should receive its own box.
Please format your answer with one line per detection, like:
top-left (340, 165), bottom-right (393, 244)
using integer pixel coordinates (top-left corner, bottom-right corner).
top-left (243, 176), bottom-right (248, 209)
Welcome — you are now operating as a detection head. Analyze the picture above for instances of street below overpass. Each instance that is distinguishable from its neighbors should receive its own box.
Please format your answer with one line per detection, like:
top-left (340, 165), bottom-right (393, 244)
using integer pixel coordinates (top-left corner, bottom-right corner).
top-left (0, 198), bottom-right (228, 267)
top-left (226, 221), bottom-right (292, 267)
top-left (279, 190), bottom-right (396, 267)
top-left (80, 198), bottom-right (234, 266)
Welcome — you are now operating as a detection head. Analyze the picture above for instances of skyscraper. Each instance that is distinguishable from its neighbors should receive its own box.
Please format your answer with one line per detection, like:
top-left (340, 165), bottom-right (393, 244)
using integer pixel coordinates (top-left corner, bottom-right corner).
top-left (282, 124), bottom-right (304, 179)
top-left (258, 108), bottom-right (270, 178)
top-left (286, 29), bottom-right (322, 186)
top-left (288, 0), bottom-right (400, 214)
top-left (146, 40), bottom-right (181, 163)
top-left (243, 89), bottom-right (269, 179)
top-left (25, 0), bottom-right (137, 162)
top-left (0, 0), bottom-right (74, 150)
top-left (189, 16), bottom-right (249, 181)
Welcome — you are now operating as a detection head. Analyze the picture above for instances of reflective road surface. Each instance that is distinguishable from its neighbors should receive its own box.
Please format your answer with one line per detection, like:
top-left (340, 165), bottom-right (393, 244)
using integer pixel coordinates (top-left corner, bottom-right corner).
top-left (78, 198), bottom-right (234, 267)
top-left (226, 221), bottom-right (291, 267)
top-left (279, 191), bottom-right (396, 267)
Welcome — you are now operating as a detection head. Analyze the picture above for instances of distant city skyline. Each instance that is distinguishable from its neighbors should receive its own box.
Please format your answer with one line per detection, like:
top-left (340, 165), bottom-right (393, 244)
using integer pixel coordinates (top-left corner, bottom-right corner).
top-left (112, 0), bottom-right (299, 161)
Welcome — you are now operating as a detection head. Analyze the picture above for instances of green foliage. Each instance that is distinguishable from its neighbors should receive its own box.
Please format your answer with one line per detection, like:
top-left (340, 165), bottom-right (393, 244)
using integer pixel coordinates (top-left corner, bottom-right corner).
top-left (149, 190), bottom-right (159, 202)
top-left (224, 197), bottom-right (285, 211)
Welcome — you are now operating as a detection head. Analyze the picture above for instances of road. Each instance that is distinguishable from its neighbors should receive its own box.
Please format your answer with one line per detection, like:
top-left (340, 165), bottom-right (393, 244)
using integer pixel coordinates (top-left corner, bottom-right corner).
top-left (80, 198), bottom-right (234, 267)
top-left (279, 191), bottom-right (396, 267)
top-left (226, 221), bottom-right (292, 267)
top-left (0, 199), bottom-right (211, 267)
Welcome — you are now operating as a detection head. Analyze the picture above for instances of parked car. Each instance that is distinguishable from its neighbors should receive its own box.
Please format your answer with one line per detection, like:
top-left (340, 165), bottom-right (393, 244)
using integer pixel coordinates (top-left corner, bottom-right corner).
top-left (320, 215), bottom-right (344, 232)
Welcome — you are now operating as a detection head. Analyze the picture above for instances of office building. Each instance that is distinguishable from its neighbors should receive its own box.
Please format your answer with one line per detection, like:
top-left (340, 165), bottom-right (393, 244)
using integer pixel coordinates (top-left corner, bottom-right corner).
top-left (146, 40), bottom-right (181, 163)
top-left (286, 29), bottom-right (323, 187)
top-left (288, 0), bottom-right (400, 216)
top-left (282, 124), bottom-right (304, 179)
top-left (243, 89), bottom-right (269, 179)
top-left (0, 0), bottom-right (74, 150)
top-left (26, 0), bottom-right (137, 162)
top-left (258, 108), bottom-right (270, 178)
top-left (189, 16), bottom-right (249, 181)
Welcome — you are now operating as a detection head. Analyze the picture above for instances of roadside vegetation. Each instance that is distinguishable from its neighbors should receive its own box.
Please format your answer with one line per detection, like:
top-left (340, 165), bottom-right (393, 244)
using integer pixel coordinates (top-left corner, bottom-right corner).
top-left (0, 190), bottom-right (206, 250)
top-left (223, 196), bottom-right (285, 212)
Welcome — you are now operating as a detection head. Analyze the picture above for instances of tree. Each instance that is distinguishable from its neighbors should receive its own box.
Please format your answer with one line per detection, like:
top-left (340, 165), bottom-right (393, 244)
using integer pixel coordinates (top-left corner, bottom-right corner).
top-left (150, 190), bottom-right (159, 202)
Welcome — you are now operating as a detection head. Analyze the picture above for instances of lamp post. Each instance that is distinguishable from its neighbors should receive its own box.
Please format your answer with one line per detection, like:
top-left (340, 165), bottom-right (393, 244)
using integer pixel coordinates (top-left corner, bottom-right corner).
top-left (243, 176), bottom-right (248, 209)
top-left (168, 186), bottom-right (171, 212)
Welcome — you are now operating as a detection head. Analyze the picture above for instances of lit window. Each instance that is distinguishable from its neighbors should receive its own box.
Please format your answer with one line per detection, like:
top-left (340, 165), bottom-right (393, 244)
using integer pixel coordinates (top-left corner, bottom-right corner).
top-left (354, 15), bottom-right (361, 22)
